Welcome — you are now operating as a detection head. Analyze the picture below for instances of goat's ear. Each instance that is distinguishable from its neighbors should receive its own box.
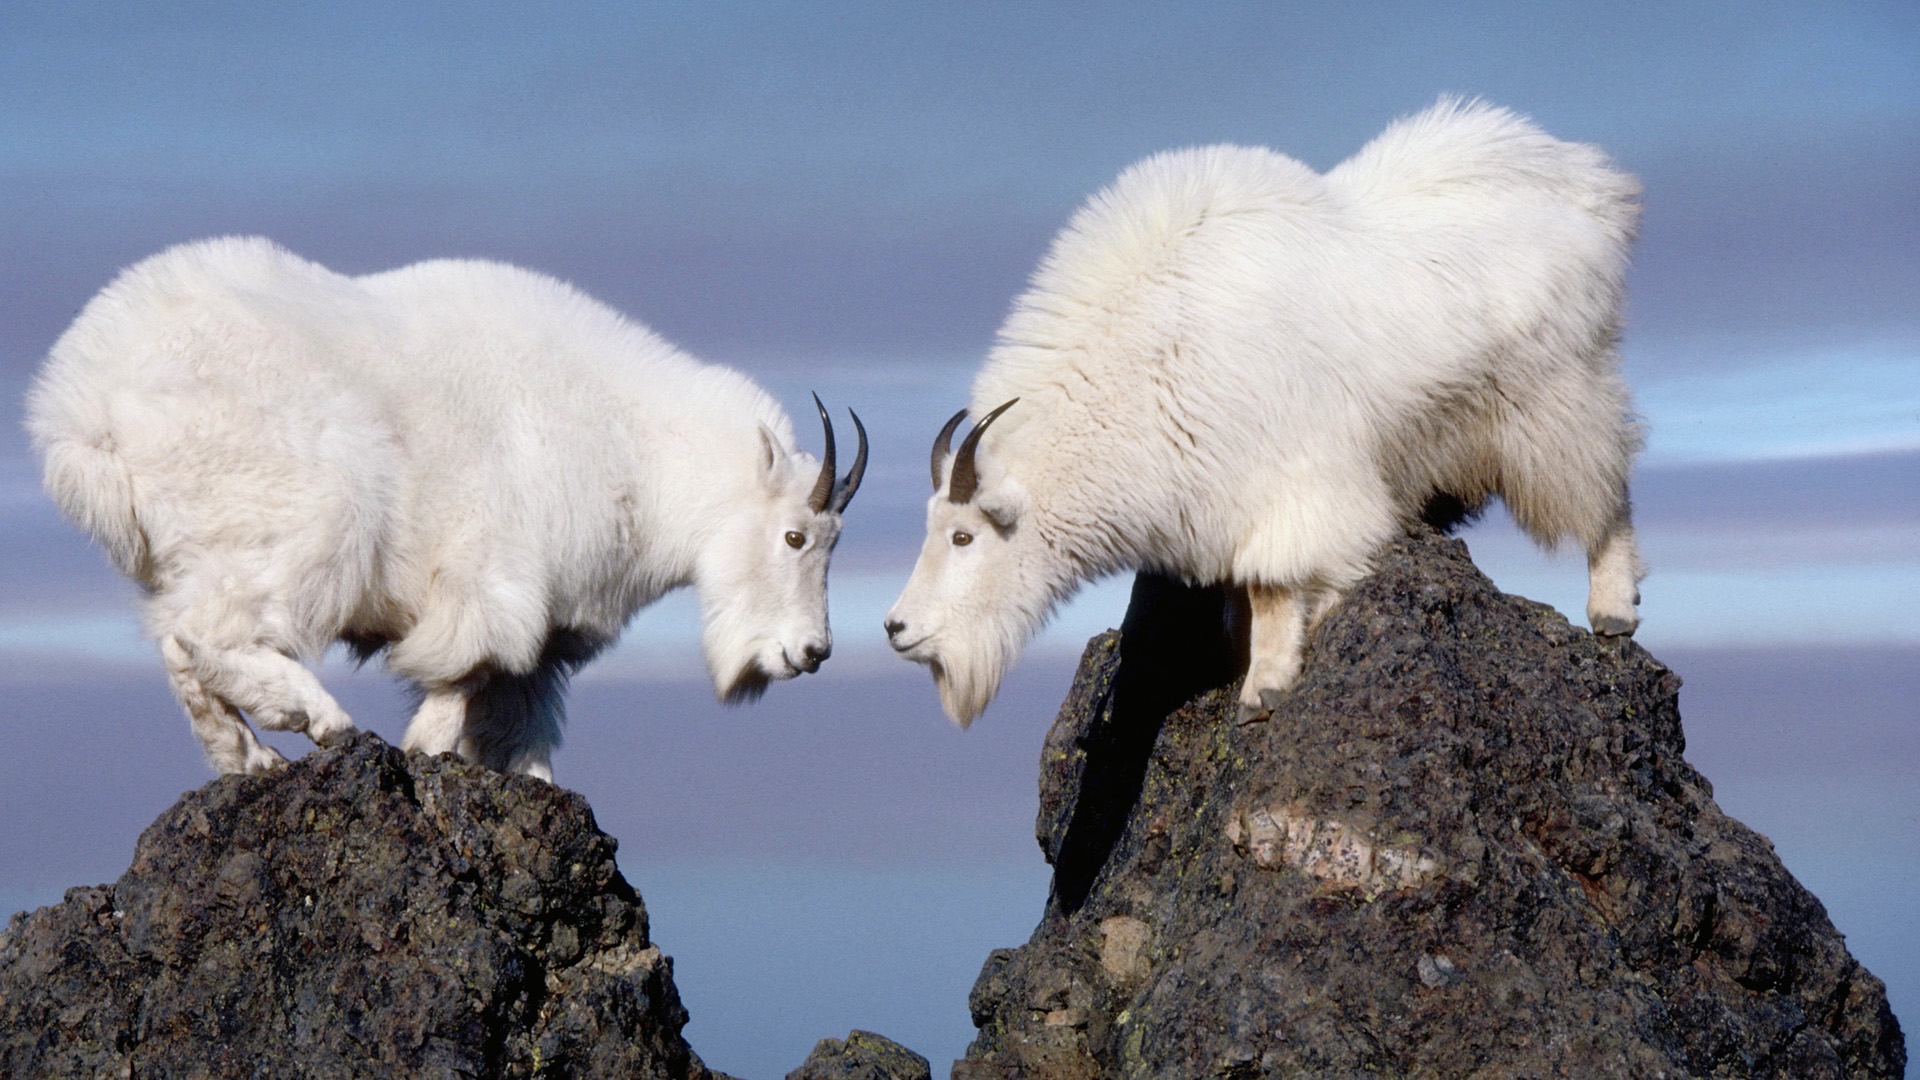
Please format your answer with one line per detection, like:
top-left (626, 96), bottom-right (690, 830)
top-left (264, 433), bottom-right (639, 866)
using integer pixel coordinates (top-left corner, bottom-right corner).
top-left (757, 424), bottom-right (783, 480)
top-left (977, 478), bottom-right (1029, 535)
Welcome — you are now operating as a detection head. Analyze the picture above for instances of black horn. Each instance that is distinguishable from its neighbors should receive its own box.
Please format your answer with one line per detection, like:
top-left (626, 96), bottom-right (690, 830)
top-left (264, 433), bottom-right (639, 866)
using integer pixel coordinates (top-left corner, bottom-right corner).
top-left (929, 408), bottom-right (968, 492)
top-left (947, 398), bottom-right (1018, 504)
top-left (807, 392), bottom-right (836, 514)
top-left (830, 408), bottom-right (867, 513)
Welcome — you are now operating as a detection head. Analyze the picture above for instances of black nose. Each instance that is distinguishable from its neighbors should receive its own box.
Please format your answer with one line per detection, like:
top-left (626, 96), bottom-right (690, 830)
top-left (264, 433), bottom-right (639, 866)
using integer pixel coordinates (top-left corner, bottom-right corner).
top-left (884, 618), bottom-right (905, 640)
top-left (802, 641), bottom-right (830, 669)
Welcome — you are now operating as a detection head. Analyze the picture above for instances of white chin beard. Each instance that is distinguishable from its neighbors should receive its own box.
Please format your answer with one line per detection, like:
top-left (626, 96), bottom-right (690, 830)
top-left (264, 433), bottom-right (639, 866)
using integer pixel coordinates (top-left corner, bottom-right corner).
top-left (719, 662), bottom-right (771, 705)
top-left (932, 657), bottom-right (996, 730)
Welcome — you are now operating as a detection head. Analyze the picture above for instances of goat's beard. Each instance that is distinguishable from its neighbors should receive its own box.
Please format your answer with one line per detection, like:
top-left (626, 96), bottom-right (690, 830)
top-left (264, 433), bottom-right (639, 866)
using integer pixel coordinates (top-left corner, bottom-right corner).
top-left (705, 618), bottom-right (776, 705)
top-left (718, 661), bottom-right (771, 705)
top-left (926, 626), bottom-right (1026, 729)
top-left (919, 565), bottom-right (1078, 728)
top-left (700, 590), bottom-right (788, 705)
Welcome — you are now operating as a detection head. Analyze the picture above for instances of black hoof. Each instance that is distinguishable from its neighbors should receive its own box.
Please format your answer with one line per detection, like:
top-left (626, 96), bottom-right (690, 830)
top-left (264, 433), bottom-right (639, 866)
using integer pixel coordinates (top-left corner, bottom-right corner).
top-left (1591, 615), bottom-right (1638, 637)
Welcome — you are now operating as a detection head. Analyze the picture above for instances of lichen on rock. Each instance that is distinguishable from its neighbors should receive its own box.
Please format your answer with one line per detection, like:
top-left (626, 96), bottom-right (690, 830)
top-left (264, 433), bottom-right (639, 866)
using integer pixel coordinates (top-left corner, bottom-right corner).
top-left (959, 528), bottom-right (1906, 1079)
top-left (788, 1028), bottom-right (933, 1080)
top-left (0, 733), bottom-right (731, 1080)
top-left (0, 527), bottom-right (1903, 1079)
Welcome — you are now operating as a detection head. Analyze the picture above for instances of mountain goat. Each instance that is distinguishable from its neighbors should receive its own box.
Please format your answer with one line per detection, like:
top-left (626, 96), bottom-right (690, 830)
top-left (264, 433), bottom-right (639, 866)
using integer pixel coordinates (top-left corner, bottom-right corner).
top-left (29, 237), bottom-right (866, 778)
top-left (886, 99), bottom-right (1645, 726)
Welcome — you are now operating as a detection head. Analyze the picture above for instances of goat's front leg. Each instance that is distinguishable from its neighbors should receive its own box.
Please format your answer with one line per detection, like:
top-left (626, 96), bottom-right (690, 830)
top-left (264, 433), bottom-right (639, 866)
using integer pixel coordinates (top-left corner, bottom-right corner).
top-left (402, 685), bottom-right (469, 759)
top-left (1238, 581), bottom-right (1311, 721)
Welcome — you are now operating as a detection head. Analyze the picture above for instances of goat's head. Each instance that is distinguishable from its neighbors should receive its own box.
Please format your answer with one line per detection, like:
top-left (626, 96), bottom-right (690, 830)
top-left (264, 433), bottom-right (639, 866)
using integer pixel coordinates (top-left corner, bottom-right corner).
top-left (701, 394), bottom-right (866, 703)
top-left (886, 399), bottom-right (1065, 727)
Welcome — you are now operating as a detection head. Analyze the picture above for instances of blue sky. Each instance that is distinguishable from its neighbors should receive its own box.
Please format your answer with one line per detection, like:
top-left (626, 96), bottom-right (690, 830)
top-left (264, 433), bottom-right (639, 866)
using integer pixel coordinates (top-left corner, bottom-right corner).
top-left (1, 3), bottom-right (1915, 1075)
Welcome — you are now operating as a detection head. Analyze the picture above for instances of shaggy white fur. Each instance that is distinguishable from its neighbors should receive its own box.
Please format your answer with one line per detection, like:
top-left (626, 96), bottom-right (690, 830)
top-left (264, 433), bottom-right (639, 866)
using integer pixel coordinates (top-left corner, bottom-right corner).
top-left (29, 237), bottom-right (864, 778)
top-left (888, 98), bottom-right (1646, 726)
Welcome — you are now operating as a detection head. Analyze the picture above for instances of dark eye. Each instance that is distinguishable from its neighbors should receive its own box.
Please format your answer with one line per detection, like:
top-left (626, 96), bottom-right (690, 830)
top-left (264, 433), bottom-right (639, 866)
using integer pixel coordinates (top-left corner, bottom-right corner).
top-left (951, 530), bottom-right (973, 547)
top-left (785, 530), bottom-right (806, 549)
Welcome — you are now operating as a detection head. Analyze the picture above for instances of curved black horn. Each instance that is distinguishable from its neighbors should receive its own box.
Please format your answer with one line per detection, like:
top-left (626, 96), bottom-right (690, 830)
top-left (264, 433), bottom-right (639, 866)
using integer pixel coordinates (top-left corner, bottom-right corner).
top-left (830, 408), bottom-right (868, 513)
top-left (947, 398), bottom-right (1018, 504)
top-left (807, 392), bottom-right (836, 514)
top-left (929, 408), bottom-right (969, 492)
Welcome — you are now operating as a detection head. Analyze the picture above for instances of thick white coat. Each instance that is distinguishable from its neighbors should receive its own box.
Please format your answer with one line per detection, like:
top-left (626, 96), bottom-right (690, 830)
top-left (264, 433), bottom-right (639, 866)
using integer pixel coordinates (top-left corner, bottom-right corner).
top-left (29, 237), bottom-right (852, 777)
top-left (888, 99), bottom-right (1646, 725)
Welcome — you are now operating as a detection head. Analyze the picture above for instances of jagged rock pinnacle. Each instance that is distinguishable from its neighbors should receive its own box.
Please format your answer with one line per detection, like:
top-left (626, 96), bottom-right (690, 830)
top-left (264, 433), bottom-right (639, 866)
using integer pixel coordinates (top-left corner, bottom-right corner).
top-left (958, 528), bottom-right (1904, 1079)
top-left (0, 733), bottom-right (730, 1080)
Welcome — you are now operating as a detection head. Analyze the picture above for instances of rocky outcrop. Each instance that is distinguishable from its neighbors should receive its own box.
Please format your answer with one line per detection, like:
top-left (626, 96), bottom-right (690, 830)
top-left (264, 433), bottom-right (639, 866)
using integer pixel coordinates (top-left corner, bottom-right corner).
top-left (0, 734), bottom-right (729, 1080)
top-left (958, 529), bottom-right (1905, 1079)
top-left (789, 1029), bottom-right (934, 1080)
top-left (2, 529), bottom-right (1903, 1079)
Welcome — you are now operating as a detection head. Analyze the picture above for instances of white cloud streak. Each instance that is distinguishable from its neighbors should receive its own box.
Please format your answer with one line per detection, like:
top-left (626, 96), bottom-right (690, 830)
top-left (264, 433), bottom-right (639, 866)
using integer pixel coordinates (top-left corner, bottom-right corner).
top-left (1633, 339), bottom-right (1920, 465)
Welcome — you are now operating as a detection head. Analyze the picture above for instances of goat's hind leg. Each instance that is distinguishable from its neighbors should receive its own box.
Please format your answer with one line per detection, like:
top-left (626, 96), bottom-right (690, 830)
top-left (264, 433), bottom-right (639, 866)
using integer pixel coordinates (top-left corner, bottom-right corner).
top-left (1487, 355), bottom-right (1645, 638)
top-left (1586, 515), bottom-right (1643, 637)
top-left (172, 633), bottom-right (357, 748)
top-left (161, 634), bottom-right (287, 775)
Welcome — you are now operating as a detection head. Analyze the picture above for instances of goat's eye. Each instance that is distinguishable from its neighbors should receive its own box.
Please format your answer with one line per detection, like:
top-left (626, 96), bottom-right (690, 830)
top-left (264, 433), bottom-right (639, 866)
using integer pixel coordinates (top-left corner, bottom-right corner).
top-left (951, 530), bottom-right (973, 547)
top-left (785, 530), bottom-right (806, 549)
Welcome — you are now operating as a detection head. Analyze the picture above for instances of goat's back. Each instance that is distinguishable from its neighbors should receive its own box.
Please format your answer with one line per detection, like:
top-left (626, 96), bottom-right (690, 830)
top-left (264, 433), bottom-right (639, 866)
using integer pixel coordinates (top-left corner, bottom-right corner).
top-left (967, 99), bottom-right (1639, 577)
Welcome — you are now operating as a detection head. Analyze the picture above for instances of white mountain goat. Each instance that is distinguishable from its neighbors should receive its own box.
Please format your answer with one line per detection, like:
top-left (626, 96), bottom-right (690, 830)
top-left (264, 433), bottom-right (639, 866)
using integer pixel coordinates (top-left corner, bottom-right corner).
top-left (29, 236), bottom-right (867, 778)
top-left (886, 99), bottom-right (1645, 727)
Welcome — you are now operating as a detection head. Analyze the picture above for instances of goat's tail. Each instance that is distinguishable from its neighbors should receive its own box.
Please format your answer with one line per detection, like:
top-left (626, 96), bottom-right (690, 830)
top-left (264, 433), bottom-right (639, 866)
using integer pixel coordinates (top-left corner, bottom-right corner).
top-left (27, 381), bottom-right (153, 582)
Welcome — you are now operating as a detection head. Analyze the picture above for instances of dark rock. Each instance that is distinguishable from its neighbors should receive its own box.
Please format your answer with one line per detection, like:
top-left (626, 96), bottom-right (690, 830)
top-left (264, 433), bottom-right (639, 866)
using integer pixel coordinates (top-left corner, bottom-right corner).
top-left (959, 528), bottom-right (1906, 1079)
top-left (788, 1029), bottom-right (933, 1080)
top-left (0, 732), bottom-right (733, 1080)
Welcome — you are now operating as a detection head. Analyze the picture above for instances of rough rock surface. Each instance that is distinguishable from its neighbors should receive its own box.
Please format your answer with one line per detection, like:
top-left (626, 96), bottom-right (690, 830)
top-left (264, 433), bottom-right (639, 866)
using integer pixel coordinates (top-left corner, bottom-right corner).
top-left (789, 1029), bottom-right (934, 1080)
top-left (958, 529), bottom-right (1905, 1079)
top-left (0, 733), bottom-right (730, 1080)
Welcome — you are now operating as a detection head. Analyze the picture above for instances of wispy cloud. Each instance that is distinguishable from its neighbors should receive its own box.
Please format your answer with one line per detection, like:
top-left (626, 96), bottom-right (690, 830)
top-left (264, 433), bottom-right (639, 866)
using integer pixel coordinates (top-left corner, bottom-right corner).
top-left (0, 611), bottom-right (150, 665)
top-left (1633, 338), bottom-right (1920, 465)
top-left (1460, 505), bottom-right (1920, 649)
